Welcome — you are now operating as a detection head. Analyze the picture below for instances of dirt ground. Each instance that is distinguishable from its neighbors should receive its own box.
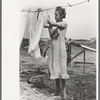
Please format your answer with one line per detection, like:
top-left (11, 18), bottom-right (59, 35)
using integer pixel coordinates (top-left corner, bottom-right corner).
top-left (20, 40), bottom-right (96, 100)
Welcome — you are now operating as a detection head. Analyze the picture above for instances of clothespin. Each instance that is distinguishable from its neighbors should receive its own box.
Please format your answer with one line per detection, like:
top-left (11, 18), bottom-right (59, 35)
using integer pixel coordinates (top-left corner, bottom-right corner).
top-left (68, 3), bottom-right (72, 7)
top-left (87, 0), bottom-right (90, 2)
top-left (37, 8), bottom-right (42, 20)
top-left (28, 9), bottom-right (31, 13)
top-left (22, 9), bottom-right (24, 12)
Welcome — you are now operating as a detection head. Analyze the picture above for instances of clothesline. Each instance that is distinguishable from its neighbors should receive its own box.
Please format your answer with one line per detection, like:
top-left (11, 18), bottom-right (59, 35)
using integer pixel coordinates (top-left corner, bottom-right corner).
top-left (21, 0), bottom-right (90, 13)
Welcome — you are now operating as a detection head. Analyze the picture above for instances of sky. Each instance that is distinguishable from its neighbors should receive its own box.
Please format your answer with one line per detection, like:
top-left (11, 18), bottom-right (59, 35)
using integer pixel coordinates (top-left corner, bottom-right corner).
top-left (20, 0), bottom-right (98, 39)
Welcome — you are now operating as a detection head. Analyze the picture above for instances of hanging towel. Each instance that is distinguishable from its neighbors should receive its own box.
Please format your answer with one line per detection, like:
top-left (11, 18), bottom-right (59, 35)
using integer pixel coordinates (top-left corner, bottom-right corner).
top-left (20, 11), bottom-right (28, 46)
top-left (28, 10), bottom-right (41, 58)
top-left (31, 46), bottom-right (41, 58)
top-left (28, 11), bottom-right (37, 44)
top-left (28, 10), bottom-right (47, 54)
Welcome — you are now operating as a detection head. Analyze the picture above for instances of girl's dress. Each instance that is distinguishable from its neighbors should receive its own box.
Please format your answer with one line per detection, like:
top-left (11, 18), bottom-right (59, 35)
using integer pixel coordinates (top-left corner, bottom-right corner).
top-left (48, 20), bottom-right (69, 79)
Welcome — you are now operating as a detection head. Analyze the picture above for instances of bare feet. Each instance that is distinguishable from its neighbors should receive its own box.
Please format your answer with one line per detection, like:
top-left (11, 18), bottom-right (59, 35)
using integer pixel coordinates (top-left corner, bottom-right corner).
top-left (61, 90), bottom-right (70, 100)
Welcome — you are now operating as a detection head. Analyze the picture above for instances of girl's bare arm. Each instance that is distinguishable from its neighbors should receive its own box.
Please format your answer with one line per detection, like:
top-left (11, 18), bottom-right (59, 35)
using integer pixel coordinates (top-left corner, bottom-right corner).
top-left (44, 24), bottom-right (55, 36)
top-left (47, 17), bottom-right (67, 28)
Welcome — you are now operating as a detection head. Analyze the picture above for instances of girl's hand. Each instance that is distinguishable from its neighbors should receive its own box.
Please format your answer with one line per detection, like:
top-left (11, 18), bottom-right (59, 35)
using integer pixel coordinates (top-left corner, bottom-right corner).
top-left (47, 15), bottom-right (50, 23)
top-left (44, 16), bottom-right (52, 29)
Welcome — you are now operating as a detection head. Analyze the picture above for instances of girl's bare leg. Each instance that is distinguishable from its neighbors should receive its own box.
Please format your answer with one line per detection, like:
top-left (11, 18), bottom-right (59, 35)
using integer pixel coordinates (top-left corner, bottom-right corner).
top-left (61, 79), bottom-right (67, 99)
top-left (52, 78), bottom-right (60, 96)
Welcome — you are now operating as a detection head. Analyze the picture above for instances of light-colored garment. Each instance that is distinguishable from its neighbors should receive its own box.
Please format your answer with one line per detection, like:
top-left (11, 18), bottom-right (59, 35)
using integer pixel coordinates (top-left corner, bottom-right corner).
top-left (20, 9), bottom-right (41, 58)
top-left (28, 11), bottom-right (47, 54)
top-left (30, 46), bottom-right (41, 58)
top-left (20, 11), bottom-right (29, 46)
top-left (28, 11), bottom-right (37, 44)
top-left (48, 20), bottom-right (69, 79)
top-left (28, 11), bottom-right (41, 58)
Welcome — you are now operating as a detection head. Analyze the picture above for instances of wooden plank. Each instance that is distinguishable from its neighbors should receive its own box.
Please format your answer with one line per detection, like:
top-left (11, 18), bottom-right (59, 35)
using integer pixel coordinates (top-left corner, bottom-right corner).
top-left (71, 50), bottom-right (84, 61)
top-left (74, 62), bottom-right (94, 65)
top-left (70, 42), bottom-right (96, 52)
top-left (83, 49), bottom-right (85, 73)
top-left (81, 45), bottom-right (96, 52)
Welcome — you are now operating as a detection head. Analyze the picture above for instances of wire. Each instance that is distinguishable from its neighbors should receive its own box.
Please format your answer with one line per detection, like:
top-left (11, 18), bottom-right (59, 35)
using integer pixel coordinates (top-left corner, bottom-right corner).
top-left (21, 0), bottom-right (90, 13)
top-left (68, 0), bottom-right (88, 7)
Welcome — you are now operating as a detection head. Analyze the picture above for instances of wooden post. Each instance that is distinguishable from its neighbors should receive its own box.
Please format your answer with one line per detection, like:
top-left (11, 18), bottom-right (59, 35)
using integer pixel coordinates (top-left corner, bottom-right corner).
top-left (83, 49), bottom-right (85, 74)
top-left (71, 50), bottom-right (84, 61)
top-left (67, 44), bottom-right (69, 66)
top-left (67, 43), bottom-right (71, 66)
top-left (69, 43), bottom-right (71, 63)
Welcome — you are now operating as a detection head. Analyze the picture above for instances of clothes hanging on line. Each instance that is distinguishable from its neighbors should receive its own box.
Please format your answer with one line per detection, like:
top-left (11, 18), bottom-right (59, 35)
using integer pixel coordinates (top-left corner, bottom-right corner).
top-left (28, 11), bottom-right (38, 45)
top-left (20, 9), bottom-right (49, 58)
top-left (20, 11), bottom-right (29, 46)
top-left (28, 10), bottom-right (48, 54)
top-left (28, 10), bottom-right (42, 58)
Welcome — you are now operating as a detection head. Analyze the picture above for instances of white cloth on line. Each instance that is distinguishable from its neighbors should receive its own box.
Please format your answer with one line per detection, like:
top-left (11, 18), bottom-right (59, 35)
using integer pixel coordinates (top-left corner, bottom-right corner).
top-left (28, 11), bottom-right (37, 44)
top-left (20, 9), bottom-right (48, 58)
top-left (19, 10), bottom-right (41, 58)
top-left (30, 46), bottom-right (41, 58)
top-left (28, 10), bottom-right (47, 55)
top-left (28, 10), bottom-right (43, 58)
top-left (20, 11), bottom-right (28, 46)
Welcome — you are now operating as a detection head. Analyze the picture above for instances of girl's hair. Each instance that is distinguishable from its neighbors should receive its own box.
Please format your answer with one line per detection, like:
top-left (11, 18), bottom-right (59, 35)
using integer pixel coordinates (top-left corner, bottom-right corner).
top-left (55, 6), bottom-right (66, 18)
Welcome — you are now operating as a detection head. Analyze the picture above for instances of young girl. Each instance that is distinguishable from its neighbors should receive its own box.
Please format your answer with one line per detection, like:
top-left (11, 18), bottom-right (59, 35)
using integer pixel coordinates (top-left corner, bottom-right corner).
top-left (44, 6), bottom-right (69, 99)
